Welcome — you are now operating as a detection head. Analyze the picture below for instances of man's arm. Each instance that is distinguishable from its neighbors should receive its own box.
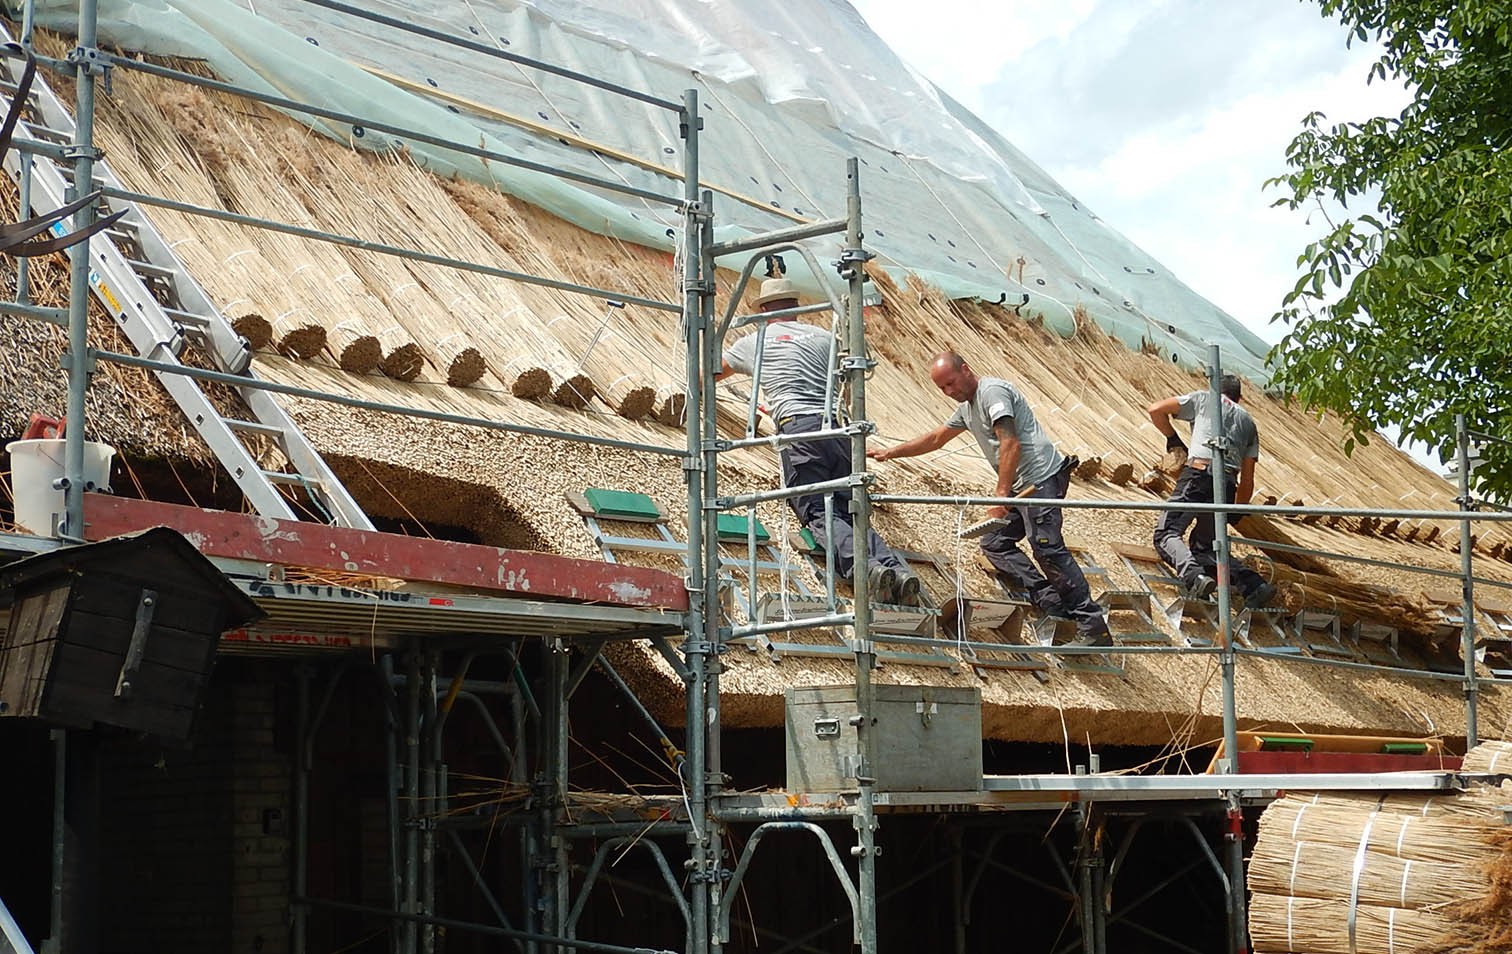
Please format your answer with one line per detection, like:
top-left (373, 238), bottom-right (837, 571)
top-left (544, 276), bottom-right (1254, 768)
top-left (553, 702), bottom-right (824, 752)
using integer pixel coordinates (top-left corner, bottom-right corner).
top-left (1235, 456), bottom-right (1256, 506)
top-left (986, 421), bottom-right (1022, 519)
top-left (867, 424), bottom-right (964, 462)
top-left (712, 357), bottom-right (737, 382)
top-left (1147, 396), bottom-right (1187, 452)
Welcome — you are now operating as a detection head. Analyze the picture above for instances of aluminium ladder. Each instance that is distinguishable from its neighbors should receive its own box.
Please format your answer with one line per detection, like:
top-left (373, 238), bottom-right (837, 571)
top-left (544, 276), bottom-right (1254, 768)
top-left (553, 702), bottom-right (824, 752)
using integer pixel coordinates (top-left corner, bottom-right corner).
top-left (0, 36), bottom-right (372, 530)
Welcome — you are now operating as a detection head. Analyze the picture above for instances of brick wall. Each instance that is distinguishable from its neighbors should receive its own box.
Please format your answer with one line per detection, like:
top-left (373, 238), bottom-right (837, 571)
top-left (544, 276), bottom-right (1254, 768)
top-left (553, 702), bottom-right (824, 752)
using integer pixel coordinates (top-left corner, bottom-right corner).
top-left (229, 678), bottom-right (292, 954)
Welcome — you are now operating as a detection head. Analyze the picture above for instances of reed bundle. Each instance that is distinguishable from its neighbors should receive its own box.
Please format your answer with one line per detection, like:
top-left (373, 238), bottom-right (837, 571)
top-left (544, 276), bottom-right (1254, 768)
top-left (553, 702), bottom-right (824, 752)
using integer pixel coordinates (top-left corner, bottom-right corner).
top-left (271, 312), bottom-right (327, 359)
top-left (1234, 514), bottom-right (1336, 576)
top-left (498, 355), bottom-right (553, 400)
top-left (1250, 837), bottom-right (1485, 908)
top-left (602, 374), bottom-right (658, 420)
top-left (1462, 739), bottom-right (1512, 774)
top-left (550, 369), bottom-right (597, 409)
top-left (1250, 788), bottom-right (1512, 954)
top-left (656, 391), bottom-right (688, 427)
top-left (376, 326), bottom-right (425, 382)
top-left (1250, 894), bottom-right (1454, 954)
top-left (1243, 559), bottom-right (1437, 634)
top-left (437, 333), bottom-right (487, 387)
top-left (330, 320), bottom-right (382, 374)
top-left (231, 313), bottom-right (273, 351)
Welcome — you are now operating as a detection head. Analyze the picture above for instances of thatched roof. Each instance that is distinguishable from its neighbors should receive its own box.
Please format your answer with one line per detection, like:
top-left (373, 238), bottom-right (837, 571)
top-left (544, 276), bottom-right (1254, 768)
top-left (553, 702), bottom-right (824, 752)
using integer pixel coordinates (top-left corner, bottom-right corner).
top-left (3, 38), bottom-right (1510, 747)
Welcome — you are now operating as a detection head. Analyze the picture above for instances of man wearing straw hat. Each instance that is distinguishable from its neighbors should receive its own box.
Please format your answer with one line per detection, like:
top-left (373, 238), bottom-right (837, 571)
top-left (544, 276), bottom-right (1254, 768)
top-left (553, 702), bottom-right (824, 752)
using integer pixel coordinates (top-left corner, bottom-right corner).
top-left (1148, 374), bottom-right (1276, 606)
top-left (870, 351), bottom-right (1112, 646)
top-left (717, 272), bottom-right (922, 606)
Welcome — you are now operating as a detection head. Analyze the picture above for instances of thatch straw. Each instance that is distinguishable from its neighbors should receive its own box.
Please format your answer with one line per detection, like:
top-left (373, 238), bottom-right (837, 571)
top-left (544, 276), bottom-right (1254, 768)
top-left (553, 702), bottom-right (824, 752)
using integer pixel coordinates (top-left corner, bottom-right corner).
top-left (1107, 462), bottom-right (1135, 486)
top-left (271, 311), bottom-right (326, 359)
top-left (550, 370), bottom-right (596, 409)
top-left (656, 391), bottom-right (688, 427)
top-left (1462, 739), bottom-right (1512, 774)
top-left (331, 319), bottom-right (382, 374)
top-left (437, 333), bottom-right (487, 387)
top-left (1072, 455), bottom-right (1102, 480)
top-left (1243, 560), bottom-right (1438, 635)
top-left (375, 326), bottom-right (425, 382)
top-left (231, 312), bottom-right (273, 351)
top-left (1250, 894), bottom-right (1454, 954)
top-left (500, 356), bottom-right (553, 400)
top-left (603, 374), bottom-right (657, 419)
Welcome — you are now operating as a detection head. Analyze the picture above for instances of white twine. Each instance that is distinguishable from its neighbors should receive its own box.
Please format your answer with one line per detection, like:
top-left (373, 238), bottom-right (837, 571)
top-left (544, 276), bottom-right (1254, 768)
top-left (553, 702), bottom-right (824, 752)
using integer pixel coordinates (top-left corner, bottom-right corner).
top-left (1347, 812), bottom-right (1381, 954)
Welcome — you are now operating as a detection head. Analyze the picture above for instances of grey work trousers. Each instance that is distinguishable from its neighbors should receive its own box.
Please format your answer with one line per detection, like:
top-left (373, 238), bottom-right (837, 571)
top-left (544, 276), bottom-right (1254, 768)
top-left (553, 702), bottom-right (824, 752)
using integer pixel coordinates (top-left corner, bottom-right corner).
top-left (979, 464), bottom-right (1108, 637)
top-left (779, 414), bottom-right (907, 582)
top-left (1153, 465), bottom-right (1267, 596)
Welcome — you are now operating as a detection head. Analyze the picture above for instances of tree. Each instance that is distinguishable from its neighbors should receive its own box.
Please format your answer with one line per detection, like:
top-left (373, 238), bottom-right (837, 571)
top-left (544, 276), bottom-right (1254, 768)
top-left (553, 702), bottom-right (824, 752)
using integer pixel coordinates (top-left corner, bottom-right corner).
top-left (1267, 0), bottom-right (1512, 497)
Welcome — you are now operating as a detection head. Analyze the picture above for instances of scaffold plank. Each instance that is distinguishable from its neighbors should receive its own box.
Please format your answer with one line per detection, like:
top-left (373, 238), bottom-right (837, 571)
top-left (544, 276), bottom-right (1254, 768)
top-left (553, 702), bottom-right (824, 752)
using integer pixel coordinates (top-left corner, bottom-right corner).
top-left (81, 495), bottom-right (689, 610)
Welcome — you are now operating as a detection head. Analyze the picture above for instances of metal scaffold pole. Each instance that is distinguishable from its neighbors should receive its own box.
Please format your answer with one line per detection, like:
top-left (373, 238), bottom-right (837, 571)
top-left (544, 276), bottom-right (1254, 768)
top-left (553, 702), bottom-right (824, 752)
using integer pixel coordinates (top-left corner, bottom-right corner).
top-left (60, 0), bottom-right (101, 540)
top-left (678, 87), bottom-right (715, 954)
top-left (843, 157), bottom-right (880, 954)
top-left (1205, 345), bottom-right (1248, 954)
top-left (1457, 413), bottom-right (1480, 747)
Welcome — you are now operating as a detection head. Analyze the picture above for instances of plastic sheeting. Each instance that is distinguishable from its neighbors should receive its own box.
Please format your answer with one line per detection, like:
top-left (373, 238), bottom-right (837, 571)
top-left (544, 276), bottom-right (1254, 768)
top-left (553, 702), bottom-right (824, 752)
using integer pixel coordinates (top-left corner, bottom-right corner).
top-left (32, 0), bottom-right (1271, 378)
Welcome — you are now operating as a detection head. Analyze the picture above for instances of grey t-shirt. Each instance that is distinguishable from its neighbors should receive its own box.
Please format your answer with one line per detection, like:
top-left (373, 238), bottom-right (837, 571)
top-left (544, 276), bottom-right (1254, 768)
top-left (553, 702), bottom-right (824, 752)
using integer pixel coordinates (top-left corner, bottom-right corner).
top-left (723, 321), bottom-right (834, 422)
top-left (946, 376), bottom-right (1064, 492)
top-left (1176, 390), bottom-right (1260, 473)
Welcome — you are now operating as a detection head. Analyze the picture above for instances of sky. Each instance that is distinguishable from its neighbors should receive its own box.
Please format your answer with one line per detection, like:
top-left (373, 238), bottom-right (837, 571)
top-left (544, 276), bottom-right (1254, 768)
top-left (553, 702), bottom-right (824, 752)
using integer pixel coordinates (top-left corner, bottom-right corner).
top-left (846, 0), bottom-right (1412, 347)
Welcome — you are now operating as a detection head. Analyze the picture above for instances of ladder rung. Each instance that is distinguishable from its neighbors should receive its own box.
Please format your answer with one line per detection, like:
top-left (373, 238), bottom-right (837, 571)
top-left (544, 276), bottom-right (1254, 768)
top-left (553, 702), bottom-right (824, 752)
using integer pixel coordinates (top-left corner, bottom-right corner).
top-left (125, 258), bottom-right (177, 281)
top-left (261, 470), bottom-right (310, 486)
top-left (163, 307), bottom-right (210, 329)
top-left (226, 419), bottom-right (286, 439)
top-left (21, 121), bottom-right (71, 143)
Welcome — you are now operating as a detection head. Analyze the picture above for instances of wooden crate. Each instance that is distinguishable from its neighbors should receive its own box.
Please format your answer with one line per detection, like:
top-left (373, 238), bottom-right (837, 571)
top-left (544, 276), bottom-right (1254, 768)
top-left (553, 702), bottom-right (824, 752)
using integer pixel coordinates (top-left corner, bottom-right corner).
top-left (0, 526), bottom-right (263, 740)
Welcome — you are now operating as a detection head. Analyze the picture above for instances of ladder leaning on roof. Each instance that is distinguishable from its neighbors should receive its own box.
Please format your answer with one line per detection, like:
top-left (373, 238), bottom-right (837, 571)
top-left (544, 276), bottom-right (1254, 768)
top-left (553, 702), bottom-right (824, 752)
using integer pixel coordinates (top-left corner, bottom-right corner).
top-left (0, 34), bottom-right (373, 530)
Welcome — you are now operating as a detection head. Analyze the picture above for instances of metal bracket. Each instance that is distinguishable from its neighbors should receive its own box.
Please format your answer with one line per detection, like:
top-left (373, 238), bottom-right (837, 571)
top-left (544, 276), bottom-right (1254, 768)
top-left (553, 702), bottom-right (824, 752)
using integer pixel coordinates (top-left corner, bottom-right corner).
top-left (67, 45), bottom-right (111, 91)
top-left (114, 589), bottom-right (158, 699)
top-left (678, 199), bottom-right (711, 221)
top-left (60, 348), bottom-right (97, 374)
top-left (839, 355), bottom-right (876, 372)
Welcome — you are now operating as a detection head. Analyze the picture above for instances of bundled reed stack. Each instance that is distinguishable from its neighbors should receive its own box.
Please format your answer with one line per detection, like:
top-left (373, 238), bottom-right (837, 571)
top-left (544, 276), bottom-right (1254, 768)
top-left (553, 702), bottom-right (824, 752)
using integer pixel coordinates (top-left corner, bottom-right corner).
top-left (498, 355), bottom-right (553, 400)
top-left (602, 373), bottom-right (657, 420)
top-left (550, 367), bottom-right (597, 410)
top-left (1243, 557), bottom-right (1437, 635)
top-left (271, 308), bottom-right (327, 359)
top-left (1249, 772), bottom-right (1512, 954)
top-left (330, 319), bottom-right (382, 374)
top-left (230, 310), bottom-right (273, 351)
top-left (377, 325), bottom-right (424, 382)
top-left (655, 389), bottom-right (688, 427)
top-left (437, 333), bottom-right (487, 387)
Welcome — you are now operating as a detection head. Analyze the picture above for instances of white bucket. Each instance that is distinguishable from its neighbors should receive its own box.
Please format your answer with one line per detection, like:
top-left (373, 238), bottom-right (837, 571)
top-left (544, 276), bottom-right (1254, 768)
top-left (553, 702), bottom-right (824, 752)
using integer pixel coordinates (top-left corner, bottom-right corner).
top-left (5, 438), bottom-right (116, 535)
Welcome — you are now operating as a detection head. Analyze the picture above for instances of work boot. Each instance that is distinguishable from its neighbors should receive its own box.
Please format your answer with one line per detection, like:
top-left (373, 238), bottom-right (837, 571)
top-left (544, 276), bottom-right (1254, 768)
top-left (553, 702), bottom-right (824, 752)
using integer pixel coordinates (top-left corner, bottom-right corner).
top-left (867, 564), bottom-right (899, 605)
top-left (1247, 582), bottom-right (1278, 609)
top-left (1185, 574), bottom-right (1218, 600)
top-left (1067, 628), bottom-right (1114, 648)
top-left (895, 572), bottom-right (923, 608)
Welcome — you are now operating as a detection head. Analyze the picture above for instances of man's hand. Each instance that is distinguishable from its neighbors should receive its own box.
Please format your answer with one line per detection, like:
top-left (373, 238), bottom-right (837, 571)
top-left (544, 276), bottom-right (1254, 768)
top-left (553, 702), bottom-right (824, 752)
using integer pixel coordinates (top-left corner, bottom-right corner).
top-left (1165, 432), bottom-right (1187, 453)
top-left (866, 447), bottom-right (890, 462)
top-left (986, 504), bottom-right (1008, 520)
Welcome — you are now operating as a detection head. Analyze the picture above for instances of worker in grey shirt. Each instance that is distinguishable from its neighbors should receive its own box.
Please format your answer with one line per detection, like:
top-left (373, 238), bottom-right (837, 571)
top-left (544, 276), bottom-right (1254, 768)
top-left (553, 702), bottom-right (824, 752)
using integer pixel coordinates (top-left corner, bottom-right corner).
top-left (870, 350), bottom-right (1111, 645)
top-left (1148, 374), bottom-right (1274, 605)
top-left (719, 275), bottom-right (920, 605)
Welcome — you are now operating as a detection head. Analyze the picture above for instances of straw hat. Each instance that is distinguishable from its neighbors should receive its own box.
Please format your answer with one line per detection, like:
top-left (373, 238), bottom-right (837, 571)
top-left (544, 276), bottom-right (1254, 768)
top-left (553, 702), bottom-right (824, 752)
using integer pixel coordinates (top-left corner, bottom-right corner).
top-left (754, 277), bottom-right (799, 307)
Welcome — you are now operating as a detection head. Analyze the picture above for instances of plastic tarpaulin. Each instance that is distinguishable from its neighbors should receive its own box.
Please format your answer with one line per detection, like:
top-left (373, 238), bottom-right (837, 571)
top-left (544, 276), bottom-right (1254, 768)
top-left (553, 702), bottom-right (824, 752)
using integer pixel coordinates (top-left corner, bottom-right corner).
top-left (31, 0), bottom-right (1271, 379)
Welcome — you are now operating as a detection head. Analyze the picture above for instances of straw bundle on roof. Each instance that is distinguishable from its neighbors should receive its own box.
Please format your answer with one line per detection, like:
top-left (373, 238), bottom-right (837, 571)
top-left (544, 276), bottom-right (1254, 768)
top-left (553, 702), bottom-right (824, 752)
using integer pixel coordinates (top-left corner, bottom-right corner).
top-left (1244, 558), bottom-right (1437, 635)
top-left (231, 312), bottom-right (273, 351)
top-left (330, 320), bottom-right (382, 374)
top-left (656, 391), bottom-right (688, 427)
top-left (603, 374), bottom-right (658, 420)
top-left (272, 310), bottom-right (327, 359)
top-left (498, 355), bottom-right (553, 400)
top-left (550, 369), bottom-right (597, 410)
top-left (377, 326), bottom-right (425, 382)
top-left (437, 333), bottom-right (487, 387)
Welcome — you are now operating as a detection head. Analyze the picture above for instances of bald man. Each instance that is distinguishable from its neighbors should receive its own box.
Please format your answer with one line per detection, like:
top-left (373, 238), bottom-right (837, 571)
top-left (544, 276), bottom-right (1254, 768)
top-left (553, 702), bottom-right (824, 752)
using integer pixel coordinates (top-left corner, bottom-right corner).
top-left (869, 351), bottom-right (1111, 646)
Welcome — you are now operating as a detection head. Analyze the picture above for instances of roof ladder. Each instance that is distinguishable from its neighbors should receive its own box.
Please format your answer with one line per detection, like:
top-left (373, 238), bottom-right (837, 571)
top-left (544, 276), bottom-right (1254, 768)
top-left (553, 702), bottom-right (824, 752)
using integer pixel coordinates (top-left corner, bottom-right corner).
top-left (0, 32), bottom-right (373, 530)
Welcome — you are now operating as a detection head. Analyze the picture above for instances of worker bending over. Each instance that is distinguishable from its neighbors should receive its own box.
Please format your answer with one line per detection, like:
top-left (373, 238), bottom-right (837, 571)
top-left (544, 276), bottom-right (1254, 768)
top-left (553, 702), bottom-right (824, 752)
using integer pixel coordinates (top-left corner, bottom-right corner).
top-left (870, 351), bottom-right (1111, 646)
top-left (1147, 375), bottom-right (1276, 606)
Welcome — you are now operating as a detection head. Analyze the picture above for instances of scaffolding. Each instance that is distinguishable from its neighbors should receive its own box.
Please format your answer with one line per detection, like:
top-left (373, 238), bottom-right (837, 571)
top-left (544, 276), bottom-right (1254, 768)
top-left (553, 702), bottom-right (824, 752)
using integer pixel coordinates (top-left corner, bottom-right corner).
top-left (3, 3), bottom-right (1512, 954)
